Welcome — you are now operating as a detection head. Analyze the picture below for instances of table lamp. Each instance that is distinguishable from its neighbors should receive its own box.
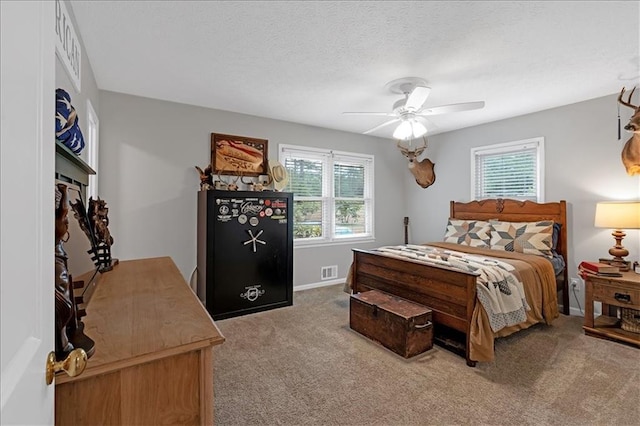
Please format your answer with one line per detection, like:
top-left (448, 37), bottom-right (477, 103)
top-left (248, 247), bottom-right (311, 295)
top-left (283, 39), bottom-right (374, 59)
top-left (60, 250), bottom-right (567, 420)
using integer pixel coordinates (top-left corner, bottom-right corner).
top-left (594, 201), bottom-right (640, 271)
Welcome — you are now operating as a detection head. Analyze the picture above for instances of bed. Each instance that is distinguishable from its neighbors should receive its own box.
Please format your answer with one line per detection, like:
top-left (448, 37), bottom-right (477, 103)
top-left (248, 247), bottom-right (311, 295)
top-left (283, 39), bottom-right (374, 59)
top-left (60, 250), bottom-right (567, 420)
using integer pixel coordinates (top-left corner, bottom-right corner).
top-left (347, 198), bottom-right (568, 366)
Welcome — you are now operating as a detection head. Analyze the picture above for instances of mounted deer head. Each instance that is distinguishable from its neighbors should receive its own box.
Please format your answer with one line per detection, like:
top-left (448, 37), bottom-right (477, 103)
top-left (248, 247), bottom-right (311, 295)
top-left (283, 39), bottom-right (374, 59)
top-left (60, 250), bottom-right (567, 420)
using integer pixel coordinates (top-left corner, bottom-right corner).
top-left (397, 137), bottom-right (436, 188)
top-left (618, 87), bottom-right (640, 176)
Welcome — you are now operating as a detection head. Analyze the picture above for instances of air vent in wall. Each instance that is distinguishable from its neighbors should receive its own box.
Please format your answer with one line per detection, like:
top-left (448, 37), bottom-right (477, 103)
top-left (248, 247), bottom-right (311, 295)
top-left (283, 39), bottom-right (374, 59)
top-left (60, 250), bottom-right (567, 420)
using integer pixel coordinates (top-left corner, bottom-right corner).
top-left (321, 265), bottom-right (338, 280)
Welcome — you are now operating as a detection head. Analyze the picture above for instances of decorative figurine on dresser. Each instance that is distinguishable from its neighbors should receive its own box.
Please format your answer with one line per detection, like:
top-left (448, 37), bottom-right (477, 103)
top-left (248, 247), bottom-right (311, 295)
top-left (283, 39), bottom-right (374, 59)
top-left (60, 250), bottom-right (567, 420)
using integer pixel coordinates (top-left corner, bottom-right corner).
top-left (54, 183), bottom-right (95, 359)
top-left (197, 190), bottom-right (294, 320)
top-left (70, 194), bottom-right (117, 272)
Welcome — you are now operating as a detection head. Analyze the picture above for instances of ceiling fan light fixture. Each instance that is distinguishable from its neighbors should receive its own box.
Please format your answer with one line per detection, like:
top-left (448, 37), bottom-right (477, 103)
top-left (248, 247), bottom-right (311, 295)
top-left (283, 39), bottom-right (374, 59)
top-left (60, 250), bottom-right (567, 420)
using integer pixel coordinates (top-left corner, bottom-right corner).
top-left (393, 120), bottom-right (413, 140)
top-left (393, 119), bottom-right (427, 140)
top-left (411, 120), bottom-right (427, 138)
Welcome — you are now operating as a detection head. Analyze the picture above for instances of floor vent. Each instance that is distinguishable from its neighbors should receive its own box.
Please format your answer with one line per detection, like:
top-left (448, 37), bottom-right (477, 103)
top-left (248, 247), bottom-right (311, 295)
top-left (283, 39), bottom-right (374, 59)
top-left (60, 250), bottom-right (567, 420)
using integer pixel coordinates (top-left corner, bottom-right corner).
top-left (321, 265), bottom-right (338, 280)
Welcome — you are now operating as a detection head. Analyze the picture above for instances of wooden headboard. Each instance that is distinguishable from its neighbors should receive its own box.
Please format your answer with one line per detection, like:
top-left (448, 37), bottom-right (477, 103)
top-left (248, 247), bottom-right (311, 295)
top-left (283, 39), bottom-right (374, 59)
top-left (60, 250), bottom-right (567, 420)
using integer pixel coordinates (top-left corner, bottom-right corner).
top-left (450, 198), bottom-right (569, 313)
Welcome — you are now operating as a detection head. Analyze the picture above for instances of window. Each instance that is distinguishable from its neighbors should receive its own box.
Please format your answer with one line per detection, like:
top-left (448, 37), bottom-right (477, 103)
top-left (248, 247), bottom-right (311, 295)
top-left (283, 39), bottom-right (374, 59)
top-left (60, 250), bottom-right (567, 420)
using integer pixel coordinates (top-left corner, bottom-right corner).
top-left (471, 137), bottom-right (544, 202)
top-left (85, 99), bottom-right (99, 200)
top-left (279, 144), bottom-right (374, 245)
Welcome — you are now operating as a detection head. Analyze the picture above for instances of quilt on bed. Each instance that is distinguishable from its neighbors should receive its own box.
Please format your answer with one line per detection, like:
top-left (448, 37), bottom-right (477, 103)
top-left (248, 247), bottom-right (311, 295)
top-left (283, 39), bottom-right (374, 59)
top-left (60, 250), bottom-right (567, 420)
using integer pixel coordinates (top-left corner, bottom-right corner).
top-left (345, 242), bottom-right (559, 362)
top-left (374, 244), bottom-right (529, 332)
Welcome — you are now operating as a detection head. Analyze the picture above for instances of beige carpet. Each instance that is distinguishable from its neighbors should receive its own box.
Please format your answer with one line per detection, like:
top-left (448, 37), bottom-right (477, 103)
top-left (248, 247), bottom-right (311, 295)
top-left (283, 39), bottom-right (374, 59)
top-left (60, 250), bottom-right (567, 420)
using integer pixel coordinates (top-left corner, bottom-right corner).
top-left (213, 284), bottom-right (640, 426)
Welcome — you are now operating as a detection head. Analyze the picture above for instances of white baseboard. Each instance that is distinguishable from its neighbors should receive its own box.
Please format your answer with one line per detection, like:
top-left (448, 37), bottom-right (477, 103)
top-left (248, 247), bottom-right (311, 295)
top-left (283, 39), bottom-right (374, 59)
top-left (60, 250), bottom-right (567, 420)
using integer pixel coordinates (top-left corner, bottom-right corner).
top-left (568, 306), bottom-right (584, 317)
top-left (294, 278), bottom-right (345, 292)
top-left (566, 305), bottom-right (600, 317)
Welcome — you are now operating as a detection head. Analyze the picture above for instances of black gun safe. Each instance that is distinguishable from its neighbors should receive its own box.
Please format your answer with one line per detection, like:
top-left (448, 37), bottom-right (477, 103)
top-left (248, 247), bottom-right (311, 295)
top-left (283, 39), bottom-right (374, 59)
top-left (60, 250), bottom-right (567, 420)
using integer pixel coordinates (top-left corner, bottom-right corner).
top-left (197, 190), bottom-right (293, 320)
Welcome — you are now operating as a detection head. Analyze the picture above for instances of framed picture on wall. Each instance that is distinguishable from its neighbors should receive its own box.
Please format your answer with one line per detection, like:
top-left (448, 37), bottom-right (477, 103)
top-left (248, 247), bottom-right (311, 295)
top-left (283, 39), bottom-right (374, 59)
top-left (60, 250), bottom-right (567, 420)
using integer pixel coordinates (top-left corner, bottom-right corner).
top-left (211, 133), bottom-right (268, 176)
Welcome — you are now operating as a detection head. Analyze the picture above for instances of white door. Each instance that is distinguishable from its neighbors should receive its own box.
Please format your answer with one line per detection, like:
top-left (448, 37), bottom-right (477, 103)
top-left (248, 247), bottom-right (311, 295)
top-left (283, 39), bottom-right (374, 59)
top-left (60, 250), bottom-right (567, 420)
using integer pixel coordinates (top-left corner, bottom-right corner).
top-left (1, 1), bottom-right (56, 425)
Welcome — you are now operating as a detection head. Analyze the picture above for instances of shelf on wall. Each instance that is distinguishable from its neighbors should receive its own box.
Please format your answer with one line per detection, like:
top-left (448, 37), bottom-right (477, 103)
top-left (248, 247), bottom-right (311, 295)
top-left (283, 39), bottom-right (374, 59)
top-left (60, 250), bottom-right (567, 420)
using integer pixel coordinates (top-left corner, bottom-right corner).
top-left (55, 140), bottom-right (95, 193)
top-left (56, 140), bottom-right (95, 175)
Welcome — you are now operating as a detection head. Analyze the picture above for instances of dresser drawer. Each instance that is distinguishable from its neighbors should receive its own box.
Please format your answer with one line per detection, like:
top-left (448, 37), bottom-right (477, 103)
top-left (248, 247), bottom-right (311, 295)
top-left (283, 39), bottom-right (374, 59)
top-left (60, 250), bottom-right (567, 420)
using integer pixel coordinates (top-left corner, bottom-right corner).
top-left (593, 283), bottom-right (640, 309)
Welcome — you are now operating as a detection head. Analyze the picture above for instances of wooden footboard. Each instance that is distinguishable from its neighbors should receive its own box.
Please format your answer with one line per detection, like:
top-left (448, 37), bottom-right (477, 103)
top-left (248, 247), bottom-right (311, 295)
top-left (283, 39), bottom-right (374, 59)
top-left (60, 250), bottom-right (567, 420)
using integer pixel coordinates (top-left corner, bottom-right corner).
top-left (352, 249), bottom-right (478, 366)
top-left (350, 198), bottom-right (568, 365)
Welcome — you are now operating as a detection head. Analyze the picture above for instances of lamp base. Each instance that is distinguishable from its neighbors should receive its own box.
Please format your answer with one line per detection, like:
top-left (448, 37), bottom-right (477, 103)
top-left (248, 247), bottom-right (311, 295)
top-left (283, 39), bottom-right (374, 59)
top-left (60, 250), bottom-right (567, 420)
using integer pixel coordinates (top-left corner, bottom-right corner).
top-left (599, 257), bottom-right (631, 272)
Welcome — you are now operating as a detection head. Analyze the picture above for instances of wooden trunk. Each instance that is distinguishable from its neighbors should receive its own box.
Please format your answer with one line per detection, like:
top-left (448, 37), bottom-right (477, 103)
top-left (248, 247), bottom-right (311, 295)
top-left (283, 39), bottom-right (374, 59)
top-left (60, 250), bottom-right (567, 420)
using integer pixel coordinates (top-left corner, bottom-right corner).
top-left (350, 290), bottom-right (433, 358)
top-left (352, 249), bottom-right (477, 365)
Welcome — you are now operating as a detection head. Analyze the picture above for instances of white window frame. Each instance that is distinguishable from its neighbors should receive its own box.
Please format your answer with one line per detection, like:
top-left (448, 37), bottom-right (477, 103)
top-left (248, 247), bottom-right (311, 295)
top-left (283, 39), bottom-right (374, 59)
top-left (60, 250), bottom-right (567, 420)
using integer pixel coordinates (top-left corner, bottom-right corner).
top-left (85, 99), bottom-right (99, 200)
top-left (279, 144), bottom-right (375, 247)
top-left (470, 137), bottom-right (544, 202)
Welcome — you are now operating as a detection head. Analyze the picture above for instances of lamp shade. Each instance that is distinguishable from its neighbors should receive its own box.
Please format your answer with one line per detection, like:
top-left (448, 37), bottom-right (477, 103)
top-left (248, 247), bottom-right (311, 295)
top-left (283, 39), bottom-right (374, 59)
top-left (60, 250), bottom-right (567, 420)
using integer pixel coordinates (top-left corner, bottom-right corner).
top-left (594, 201), bottom-right (640, 229)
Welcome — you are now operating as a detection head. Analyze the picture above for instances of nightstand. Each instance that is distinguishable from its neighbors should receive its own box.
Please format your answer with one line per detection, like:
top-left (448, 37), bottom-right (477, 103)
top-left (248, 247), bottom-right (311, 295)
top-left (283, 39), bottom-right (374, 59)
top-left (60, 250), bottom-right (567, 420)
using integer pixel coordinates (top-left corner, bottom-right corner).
top-left (583, 270), bottom-right (640, 347)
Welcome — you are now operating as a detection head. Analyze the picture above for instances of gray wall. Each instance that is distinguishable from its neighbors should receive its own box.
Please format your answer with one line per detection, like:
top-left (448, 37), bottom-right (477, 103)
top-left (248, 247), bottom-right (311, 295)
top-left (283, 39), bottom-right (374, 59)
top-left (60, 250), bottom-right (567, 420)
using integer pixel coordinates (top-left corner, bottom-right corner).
top-left (55, 0), bottom-right (101, 277)
top-left (98, 91), bottom-right (408, 285)
top-left (62, 0), bottom-right (638, 306)
top-left (404, 93), bottom-right (640, 312)
top-left (56, 0), bottom-right (100, 163)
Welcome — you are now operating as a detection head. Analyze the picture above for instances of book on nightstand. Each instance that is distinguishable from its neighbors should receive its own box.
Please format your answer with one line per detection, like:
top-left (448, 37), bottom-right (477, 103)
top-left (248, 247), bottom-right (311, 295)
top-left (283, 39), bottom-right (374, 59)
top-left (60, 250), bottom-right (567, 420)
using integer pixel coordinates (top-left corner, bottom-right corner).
top-left (578, 261), bottom-right (623, 277)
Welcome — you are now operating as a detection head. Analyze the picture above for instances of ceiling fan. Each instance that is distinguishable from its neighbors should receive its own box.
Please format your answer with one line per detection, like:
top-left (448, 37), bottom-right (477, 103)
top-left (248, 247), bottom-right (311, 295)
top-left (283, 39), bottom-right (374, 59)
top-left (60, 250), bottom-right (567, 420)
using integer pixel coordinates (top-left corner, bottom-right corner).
top-left (343, 77), bottom-right (485, 140)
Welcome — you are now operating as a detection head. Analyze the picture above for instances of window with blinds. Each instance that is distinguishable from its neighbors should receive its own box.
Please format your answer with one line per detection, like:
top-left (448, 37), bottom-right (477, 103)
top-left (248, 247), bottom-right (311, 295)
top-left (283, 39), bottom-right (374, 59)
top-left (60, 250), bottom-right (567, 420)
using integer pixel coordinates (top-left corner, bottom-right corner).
top-left (471, 138), bottom-right (544, 202)
top-left (279, 144), bottom-right (374, 244)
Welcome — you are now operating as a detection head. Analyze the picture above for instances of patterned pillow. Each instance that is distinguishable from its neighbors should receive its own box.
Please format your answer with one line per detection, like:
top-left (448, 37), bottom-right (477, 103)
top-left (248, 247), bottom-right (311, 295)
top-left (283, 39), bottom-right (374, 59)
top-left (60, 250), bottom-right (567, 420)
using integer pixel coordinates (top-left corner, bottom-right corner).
top-left (489, 220), bottom-right (554, 258)
top-left (443, 219), bottom-right (491, 248)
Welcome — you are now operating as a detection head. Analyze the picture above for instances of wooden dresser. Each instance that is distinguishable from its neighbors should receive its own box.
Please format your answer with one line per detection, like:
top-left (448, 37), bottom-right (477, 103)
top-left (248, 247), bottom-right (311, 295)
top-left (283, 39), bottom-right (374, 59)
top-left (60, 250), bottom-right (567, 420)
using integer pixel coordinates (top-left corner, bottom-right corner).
top-left (55, 257), bottom-right (225, 425)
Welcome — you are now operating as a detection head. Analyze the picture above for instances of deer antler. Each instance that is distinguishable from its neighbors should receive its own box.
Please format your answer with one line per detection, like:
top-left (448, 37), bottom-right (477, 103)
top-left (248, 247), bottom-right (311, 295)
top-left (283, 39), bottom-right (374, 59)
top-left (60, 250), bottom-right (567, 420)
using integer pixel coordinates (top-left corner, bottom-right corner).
top-left (396, 140), bottom-right (409, 157)
top-left (397, 136), bottom-right (428, 158)
top-left (618, 87), bottom-right (638, 110)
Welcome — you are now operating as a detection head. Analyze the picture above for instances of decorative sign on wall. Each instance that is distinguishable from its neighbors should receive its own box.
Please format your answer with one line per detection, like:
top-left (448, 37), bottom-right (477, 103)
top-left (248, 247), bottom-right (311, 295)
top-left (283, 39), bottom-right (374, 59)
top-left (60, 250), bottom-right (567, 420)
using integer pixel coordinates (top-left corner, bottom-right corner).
top-left (211, 133), bottom-right (268, 177)
top-left (55, 0), bottom-right (82, 92)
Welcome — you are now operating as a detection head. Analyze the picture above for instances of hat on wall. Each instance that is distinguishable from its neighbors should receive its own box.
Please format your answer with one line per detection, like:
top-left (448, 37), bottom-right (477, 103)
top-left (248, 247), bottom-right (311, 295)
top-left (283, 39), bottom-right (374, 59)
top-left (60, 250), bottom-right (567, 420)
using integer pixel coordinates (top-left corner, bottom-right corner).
top-left (268, 159), bottom-right (289, 191)
top-left (55, 88), bottom-right (85, 155)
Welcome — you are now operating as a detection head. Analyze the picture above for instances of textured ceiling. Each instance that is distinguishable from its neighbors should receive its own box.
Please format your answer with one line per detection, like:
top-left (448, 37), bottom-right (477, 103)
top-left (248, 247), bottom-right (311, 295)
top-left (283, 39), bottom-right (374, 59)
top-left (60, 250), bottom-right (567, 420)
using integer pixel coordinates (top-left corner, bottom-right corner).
top-left (70, 1), bottom-right (640, 138)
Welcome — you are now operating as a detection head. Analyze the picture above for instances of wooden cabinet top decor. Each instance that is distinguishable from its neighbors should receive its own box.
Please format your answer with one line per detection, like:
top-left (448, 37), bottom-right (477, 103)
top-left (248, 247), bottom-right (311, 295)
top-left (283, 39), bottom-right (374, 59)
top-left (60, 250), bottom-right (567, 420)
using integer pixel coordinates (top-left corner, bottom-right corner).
top-left (56, 257), bottom-right (225, 384)
top-left (55, 257), bottom-right (225, 426)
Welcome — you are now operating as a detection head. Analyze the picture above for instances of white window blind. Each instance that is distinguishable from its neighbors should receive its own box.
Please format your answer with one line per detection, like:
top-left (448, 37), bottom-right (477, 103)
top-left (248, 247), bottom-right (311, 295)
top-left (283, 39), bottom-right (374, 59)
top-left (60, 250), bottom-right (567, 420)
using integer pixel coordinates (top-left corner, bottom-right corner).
top-left (280, 144), bottom-right (374, 245)
top-left (471, 138), bottom-right (544, 202)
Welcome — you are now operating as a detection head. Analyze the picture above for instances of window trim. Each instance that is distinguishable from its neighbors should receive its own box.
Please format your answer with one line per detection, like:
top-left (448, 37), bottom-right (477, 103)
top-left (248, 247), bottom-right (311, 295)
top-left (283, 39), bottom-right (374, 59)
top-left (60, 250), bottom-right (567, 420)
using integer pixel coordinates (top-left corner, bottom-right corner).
top-left (279, 144), bottom-right (375, 247)
top-left (85, 99), bottom-right (99, 200)
top-left (470, 137), bottom-right (545, 202)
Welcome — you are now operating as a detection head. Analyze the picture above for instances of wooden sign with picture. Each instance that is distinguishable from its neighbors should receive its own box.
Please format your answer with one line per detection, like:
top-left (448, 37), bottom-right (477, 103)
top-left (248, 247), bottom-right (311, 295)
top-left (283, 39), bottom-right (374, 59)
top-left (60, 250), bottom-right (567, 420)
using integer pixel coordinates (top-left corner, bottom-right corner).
top-left (211, 133), bottom-right (268, 177)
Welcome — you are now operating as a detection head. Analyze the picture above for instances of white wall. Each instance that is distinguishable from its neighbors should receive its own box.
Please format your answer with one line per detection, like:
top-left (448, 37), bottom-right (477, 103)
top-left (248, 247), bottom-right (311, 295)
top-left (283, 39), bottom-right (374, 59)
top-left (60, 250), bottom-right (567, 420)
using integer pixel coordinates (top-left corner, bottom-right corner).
top-left (405, 93), bottom-right (640, 313)
top-left (98, 91), bottom-right (408, 285)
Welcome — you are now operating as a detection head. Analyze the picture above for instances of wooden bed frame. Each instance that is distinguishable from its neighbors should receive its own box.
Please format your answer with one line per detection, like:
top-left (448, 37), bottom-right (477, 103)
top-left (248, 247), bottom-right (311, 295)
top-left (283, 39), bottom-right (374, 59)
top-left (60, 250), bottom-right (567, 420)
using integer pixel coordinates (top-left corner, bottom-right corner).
top-left (351, 199), bottom-right (568, 366)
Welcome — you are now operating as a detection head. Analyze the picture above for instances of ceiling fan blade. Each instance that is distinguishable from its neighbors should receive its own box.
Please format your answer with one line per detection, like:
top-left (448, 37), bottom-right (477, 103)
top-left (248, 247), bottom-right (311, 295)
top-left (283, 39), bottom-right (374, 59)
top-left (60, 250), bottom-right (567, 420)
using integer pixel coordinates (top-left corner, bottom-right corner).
top-left (418, 101), bottom-right (485, 116)
top-left (363, 118), bottom-right (401, 135)
top-left (405, 86), bottom-right (431, 110)
top-left (415, 116), bottom-right (438, 132)
top-left (342, 112), bottom-right (394, 116)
